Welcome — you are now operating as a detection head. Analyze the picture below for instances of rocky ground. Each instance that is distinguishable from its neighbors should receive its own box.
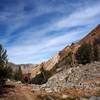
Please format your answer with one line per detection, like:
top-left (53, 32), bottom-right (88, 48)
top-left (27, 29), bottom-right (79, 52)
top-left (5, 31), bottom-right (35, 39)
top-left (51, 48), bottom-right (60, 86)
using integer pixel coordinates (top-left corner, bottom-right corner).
top-left (1, 61), bottom-right (100, 100)
top-left (0, 81), bottom-right (40, 100)
top-left (31, 61), bottom-right (100, 98)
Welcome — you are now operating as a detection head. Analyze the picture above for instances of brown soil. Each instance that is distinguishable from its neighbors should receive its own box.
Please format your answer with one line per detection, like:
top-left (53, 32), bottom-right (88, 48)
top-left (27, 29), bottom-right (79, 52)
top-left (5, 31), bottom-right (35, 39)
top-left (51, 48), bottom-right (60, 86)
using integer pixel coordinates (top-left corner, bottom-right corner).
top-left (1, 80), bottom-right (100, 100)
top-left (0, 82), bottom-right (40, 100)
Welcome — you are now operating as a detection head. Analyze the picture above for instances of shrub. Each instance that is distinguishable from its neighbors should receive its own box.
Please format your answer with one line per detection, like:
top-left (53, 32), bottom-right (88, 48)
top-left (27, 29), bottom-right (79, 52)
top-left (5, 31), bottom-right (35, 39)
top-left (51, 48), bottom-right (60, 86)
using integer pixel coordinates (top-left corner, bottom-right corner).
top-left (31, 67), bottom-right (51, 85)
top-left (65, 52), bottom-right (72, 65)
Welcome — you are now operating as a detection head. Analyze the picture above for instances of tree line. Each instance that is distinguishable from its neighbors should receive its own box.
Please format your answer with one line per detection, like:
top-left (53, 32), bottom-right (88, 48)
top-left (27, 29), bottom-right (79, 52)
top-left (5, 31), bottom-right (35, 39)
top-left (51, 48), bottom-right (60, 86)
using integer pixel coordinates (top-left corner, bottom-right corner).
top-left (76, 37), bottom-right (100, 64)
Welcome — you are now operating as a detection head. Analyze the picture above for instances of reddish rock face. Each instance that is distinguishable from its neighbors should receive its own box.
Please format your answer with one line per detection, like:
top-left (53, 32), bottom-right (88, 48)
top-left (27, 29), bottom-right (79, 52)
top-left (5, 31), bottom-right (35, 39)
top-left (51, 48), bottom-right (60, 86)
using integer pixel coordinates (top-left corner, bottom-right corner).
top-left (59, 24), bottom-right (100, 61)
top-left (30, 24), bottom-right (100, 78)
top-left (59, 44), bottom-right (80, 61)
top-left (80, 24), bottom-right (100, 44)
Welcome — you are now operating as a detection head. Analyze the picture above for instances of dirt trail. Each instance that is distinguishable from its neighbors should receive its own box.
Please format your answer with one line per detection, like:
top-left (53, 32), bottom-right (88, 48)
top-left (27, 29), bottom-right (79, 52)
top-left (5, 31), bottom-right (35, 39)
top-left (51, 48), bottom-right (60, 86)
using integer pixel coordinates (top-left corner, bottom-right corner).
top-left (21, 85), bottom-right (37, 100)
top-left (0, 83), bottom-right (39, 100)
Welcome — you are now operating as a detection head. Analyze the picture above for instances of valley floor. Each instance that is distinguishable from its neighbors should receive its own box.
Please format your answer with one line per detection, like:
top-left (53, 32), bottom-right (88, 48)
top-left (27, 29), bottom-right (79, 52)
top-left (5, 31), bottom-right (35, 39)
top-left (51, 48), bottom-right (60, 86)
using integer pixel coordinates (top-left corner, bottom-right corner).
top-left (0, 82), bottom-right (40, 100)
top-left (0, 80), bottom-right (100, 100)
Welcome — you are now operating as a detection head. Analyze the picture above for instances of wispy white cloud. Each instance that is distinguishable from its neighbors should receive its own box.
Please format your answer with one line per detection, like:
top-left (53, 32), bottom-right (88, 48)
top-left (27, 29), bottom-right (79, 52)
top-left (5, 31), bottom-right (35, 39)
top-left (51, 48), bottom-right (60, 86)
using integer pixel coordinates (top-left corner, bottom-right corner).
top-left (57, 4), bottom-right (100, 29)
top-left (6, 2), bottom-right (100, 46)
top-left (7, 27), bottom-right (89, 64)
top-left (0, 0), bottom-right (100, 64)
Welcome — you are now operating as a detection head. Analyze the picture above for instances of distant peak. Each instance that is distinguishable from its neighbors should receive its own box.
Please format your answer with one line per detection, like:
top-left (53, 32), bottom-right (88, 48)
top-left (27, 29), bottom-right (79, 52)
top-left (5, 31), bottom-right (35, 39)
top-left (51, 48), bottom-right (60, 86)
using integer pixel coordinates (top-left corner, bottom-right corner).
top-left (96, 24), bottom-right (100, 29)
top-left (79, 24), bottom-right (100, 44)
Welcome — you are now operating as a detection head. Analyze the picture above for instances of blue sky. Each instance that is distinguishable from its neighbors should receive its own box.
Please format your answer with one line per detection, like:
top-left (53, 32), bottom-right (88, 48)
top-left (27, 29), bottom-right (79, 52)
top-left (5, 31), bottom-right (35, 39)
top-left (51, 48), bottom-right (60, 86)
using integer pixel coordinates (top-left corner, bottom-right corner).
top-left (0, 0), bottom-right (100, 64)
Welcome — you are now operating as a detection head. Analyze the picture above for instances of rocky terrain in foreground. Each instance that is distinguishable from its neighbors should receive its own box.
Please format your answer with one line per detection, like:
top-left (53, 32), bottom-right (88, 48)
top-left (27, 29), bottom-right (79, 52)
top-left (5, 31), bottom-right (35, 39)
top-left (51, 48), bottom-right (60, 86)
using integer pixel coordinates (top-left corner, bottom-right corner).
top-left (31, 61), bottom-right (100, 97)
top-left (1, 81), bottom-right (100, 100)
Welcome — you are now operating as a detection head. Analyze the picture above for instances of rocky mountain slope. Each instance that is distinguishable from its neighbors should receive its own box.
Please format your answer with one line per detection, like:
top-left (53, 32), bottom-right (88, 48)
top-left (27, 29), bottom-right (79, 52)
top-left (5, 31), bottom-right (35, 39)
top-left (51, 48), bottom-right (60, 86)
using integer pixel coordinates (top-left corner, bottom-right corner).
top-left (10, 24), bottom-right (100, 79)
top-left (30, 24), bottom-right (100, 78)
top-left (31, 24), bottom-right (100, 96)
top-left (40, 61), bottom-right (100, 92)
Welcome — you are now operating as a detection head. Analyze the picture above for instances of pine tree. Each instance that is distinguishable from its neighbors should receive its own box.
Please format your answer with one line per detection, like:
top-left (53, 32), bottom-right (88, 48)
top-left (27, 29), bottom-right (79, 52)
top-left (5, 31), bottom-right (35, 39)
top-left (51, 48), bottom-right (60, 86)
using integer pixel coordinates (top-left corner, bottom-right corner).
top-left (93, 37), bottom-right (100, 61)
top-left (18, 66), bottom-right (23, 81)
top-left (14, 66), bottom-right (23, 81)
top-left (0, 44), bottom-right (12, 89)
top-left (76, 43), bottom-right (92, 64)
top-left (93, 44), bottom-right (99, 61)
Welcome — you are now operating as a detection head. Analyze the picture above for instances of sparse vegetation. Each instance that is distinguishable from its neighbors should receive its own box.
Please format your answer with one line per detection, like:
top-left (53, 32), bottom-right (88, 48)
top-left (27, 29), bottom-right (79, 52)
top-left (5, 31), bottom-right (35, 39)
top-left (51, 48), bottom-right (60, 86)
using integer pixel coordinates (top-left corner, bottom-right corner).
top-left (14, 66), bottom-right (23, 81)
top-left (65, 52), bottom-right (73, 65)
top-left (31, 67), bottom-right (51, 85)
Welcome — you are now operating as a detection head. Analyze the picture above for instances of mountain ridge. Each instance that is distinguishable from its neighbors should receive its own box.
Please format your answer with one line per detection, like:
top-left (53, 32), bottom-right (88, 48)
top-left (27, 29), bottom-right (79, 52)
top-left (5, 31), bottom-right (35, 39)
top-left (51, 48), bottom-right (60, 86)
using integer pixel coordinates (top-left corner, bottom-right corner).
top-left (10, 24), bottom-right (100, 78)
top-left (30, 24), bottom-right (100, 78)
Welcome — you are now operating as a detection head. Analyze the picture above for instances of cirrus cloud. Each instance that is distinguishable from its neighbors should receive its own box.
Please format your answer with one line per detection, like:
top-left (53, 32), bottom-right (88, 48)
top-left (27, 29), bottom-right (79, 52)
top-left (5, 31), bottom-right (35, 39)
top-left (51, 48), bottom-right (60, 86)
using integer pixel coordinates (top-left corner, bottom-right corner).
top-left (0, 0), bottom-right (100, 64)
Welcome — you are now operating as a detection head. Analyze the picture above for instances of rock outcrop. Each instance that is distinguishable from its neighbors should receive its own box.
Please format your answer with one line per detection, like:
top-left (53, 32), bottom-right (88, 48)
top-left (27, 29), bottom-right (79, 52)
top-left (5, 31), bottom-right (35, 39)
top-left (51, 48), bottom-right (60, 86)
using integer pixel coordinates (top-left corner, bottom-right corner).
top-left (30, 53), bottom-right (60, 78)
top-left (40, 61), bottom-right (100, 92)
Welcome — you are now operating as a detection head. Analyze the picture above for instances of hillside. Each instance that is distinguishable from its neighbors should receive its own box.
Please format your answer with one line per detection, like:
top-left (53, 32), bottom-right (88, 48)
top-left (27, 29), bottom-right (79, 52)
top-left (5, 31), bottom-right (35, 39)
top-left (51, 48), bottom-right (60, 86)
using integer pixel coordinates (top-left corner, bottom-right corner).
top-left (30, 24), bottom-right (100, 79)
top-left (10, 24), bottom-right (100, 79)
top-left (59, 24), bottom-right (100, 61)
top-left (30, 24), bottom-right (100, 97)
